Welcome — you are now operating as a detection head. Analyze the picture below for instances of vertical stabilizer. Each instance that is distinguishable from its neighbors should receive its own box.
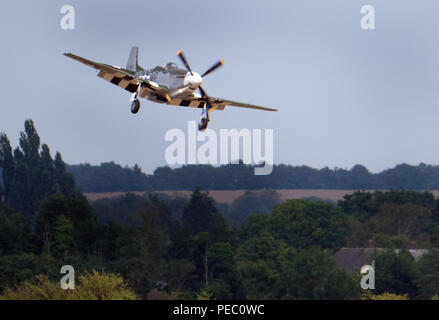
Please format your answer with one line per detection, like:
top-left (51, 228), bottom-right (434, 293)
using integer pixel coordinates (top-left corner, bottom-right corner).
top-left (126, 46), bottom-right (143, 72)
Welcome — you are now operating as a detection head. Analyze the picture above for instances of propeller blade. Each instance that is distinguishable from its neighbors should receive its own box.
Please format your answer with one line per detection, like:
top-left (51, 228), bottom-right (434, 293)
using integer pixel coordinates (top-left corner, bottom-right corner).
top-left (198, 86), bottom-right (212, 110)
top-left (201, 59), bottom-right (224, 78)
top-left (176, 50), bottom-right (193, 75)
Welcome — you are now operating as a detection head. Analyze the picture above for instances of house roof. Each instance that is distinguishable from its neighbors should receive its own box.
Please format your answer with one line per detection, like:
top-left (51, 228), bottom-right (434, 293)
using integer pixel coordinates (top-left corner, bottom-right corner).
top-left (333, 248), bottom-right (429, 273)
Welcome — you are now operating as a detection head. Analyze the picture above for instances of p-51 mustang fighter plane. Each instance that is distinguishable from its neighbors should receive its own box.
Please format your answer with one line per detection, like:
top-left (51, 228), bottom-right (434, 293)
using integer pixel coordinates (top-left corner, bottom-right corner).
top-left (64, 47), bottom-right (277, 131)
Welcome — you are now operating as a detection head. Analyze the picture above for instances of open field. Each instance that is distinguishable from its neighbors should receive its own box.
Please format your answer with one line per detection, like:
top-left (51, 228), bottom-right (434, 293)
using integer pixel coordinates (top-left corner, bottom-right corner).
top-left (84, 189), bottom-right (439, 204)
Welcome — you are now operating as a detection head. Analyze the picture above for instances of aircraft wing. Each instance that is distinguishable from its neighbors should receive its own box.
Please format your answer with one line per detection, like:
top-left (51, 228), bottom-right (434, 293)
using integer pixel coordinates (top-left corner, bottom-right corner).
top-left (210, 98), bottom-right (278, 112)
top-left (168, 94), bottom-right (277, 112)
top-left (63, 53), bottom-right (159, 95)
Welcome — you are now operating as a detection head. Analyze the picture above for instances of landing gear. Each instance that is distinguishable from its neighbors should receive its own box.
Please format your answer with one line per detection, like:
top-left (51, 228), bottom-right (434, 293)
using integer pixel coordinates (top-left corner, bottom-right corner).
top-left (198, 117), bottom-right (209, 131)
top-left (198, 104), bottom-right (210, 131)
top-left (130, 83), bottom-right (142, 114)
top-left (131, 99), bottom-right (140, 114)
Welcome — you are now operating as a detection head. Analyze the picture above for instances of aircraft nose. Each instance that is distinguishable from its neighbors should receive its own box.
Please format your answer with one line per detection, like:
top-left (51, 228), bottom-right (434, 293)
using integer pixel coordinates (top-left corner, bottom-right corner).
top-left (185, 72), bottom-right (202, 89)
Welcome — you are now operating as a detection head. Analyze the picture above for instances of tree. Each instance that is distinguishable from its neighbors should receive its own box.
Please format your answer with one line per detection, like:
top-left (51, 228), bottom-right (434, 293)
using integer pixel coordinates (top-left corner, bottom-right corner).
top-left (10, 148), bottom-right (26, 214)
top-left (373, 249), bottom-right (419, 298)
top-left (1, 120), bottom-right (78, 216)
top-left (0, 207), bottom-right (35, 255)
top-left (236, 260), bottom-right (280, 299)
top-left (225, 190), bottom-right (281, 227)
top-left (18, 119), bottom-right (41, 216)
top-left (115, 198), bottom-right (170, 298)
top-left (281, 248), bottom-right (360, 300)
top-left (236, 235), bottom-right (288, 271)
top-left (239, 213), bottom-right (270, 242)
top-left (54, 152), bottom-right (75, 198)
top-left (235, 235), bottom-right (289, 299)
top-left (270, 199), bottom-right (349, 250)
top-left (0, 271), bottom-right (137, 300)
top-left (0, 253), bottom-right (55, 293)
top-left (53, 214), bottom-right (74, 258)
top-left (0, 133), bottom-right (14, 206)
top-left (415, 250), bottom-right (439, 299)
top-left (339, 190), bottom-right (435, 222)
top-left (70, 271), bottom-right (137, 300)
top-left (182, 187), bottom-right (218, 235)
top-left (38, 144), bottom-right (56, 198)
top-left (35, 194), bottom-right (69, 255)
top-left (347, 203), bottom-right (432, 247)
top-left (370, 203), bottom-right (431, 245)
top-left (208, 242), bottom-right (235, 283)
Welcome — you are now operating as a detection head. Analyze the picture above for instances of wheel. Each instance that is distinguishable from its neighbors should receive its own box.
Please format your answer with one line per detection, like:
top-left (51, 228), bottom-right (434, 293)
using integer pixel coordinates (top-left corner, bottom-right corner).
top-left (198, 117), bottom-right (209, 131)
top-left (131, 99), bottom-right (140, 114)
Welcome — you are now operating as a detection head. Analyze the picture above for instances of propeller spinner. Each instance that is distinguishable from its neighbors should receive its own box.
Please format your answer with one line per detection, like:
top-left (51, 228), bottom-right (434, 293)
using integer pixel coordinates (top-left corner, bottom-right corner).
top-left (176, 50), bottom-right (224, 108)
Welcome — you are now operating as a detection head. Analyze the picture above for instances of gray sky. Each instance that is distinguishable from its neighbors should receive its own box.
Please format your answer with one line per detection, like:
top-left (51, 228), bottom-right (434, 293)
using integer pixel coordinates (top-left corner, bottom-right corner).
top-left (1, 0), bottom-right (439, 174)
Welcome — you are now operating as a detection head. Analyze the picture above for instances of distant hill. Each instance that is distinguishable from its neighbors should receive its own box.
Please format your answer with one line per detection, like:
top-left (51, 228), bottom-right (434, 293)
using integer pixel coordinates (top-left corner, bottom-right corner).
top-left (67, 162), bottom-right (439, 193)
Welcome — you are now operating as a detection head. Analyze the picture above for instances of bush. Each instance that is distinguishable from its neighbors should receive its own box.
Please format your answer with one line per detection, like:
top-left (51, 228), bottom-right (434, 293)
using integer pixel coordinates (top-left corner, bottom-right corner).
top-left (0, 270), bottom-right (136, 300)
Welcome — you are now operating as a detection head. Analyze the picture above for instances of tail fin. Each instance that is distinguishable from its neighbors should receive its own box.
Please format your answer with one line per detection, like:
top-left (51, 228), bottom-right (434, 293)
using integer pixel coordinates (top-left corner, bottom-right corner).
top-left (126, 46), bottom-right (144, 72)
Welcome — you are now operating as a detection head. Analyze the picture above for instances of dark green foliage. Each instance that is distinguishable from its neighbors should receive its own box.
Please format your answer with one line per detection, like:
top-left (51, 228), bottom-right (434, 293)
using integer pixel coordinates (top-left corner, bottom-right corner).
top-left (2, 180), bottom-right (433, 299)
top-left (0, 120), bottom-right (77, 216)
top-left (92, 192), bottom-right (149, 225)
top-left (0, 254), bottom-right (53, 293)
top-left (0, 207), bottom-right (35, 255)
top-left (39, 144), bottom-right (56, 198)
top-left (280, 248), bottom-right (360, 300)
top-left (339, 190), bottom-right (435, 222)
top-left (35, 193), bottom-right (101, 257)
top-left (415, 250), bottom-right (439, 299)
top-left (54, 152), bottom-right (76, 198)
top-left (182, 187), bottom-right (219, 235)
top-left (67, 162), bottom-right (151, 193)
top-left (53, 215), bottom-right (74, 258)
top-left (270, 199), bottom-right (350, 250)
top-left (0, 134), bottom-right (14, 205)
top-left (373, 249), bottom-right (420, 298)
top-left (236, 260), bottom-right (281, 299)
top-left (223, 190), bottom-right (282, 227)
top-left (343, 190), bottom-right (438, 248)
top-left (92, 192), bottom-right (187, 225)
top-left (4, 120), bottom-right (439, 299)
top-left (68, 162), bottom-right (439, 193)
top-left (239, 213), bottom-right (270, 242)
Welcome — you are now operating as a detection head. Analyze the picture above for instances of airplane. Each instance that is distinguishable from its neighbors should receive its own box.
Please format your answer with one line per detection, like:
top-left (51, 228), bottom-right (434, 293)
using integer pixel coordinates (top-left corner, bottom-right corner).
top-left (64, 47), bottom-right (277, 131)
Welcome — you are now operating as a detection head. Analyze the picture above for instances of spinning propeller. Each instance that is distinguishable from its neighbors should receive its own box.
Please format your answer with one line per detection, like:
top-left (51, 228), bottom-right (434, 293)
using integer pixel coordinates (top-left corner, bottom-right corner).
top-left (176, 50), bottom-right (224, 110)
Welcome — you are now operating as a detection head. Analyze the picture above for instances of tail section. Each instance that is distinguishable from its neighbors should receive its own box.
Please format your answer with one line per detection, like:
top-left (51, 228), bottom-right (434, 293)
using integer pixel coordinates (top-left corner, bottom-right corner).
top-left (126, 46), bottom-right (144, 72)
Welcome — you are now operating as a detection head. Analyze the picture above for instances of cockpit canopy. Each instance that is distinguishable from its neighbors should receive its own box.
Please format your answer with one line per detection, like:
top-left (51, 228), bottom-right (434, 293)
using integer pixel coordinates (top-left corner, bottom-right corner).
top-left (160, 61), bottom-right (178, 70)
top-left (153, 61), bottom-right (188, 76)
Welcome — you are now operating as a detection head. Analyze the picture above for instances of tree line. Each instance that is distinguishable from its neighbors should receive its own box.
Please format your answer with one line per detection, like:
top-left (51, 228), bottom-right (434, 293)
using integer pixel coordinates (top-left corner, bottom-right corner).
top-left (2, 120), bottom-right (439, 299)
top-left (67, 161), bottom-right (439, 193)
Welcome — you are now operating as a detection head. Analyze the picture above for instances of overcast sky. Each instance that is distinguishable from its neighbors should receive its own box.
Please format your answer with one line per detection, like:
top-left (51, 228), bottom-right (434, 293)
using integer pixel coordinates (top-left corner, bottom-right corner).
top-left (1, 0), bottom-right (439, 174)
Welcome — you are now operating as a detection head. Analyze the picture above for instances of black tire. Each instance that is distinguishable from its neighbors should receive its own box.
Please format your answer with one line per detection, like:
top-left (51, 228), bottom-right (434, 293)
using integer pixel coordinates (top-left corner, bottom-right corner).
top-left (198, 118), bottom-right (208, 131)
top-left (131, 100), bottom-right (140, 114)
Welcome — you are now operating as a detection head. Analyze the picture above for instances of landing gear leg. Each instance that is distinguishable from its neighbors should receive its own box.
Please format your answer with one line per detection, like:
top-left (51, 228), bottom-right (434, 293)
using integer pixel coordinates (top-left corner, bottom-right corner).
top-left (198, 104), bottom-right (210, 131)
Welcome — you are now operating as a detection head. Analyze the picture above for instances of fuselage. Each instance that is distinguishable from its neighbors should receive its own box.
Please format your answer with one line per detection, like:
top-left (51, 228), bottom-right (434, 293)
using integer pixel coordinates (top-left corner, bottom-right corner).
top-left (138, 61), bottom-right (202, 103)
